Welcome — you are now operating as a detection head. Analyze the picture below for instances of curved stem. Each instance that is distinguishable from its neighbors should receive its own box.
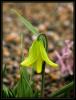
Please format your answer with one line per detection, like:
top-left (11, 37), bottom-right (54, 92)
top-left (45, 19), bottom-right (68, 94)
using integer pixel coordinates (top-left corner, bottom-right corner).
top-left (37, 34), bottom-right (48, 52)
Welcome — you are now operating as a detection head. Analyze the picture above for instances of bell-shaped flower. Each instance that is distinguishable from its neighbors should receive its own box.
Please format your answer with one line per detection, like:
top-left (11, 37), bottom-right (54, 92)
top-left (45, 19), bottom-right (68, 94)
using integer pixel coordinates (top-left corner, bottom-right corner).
top-left (20, 40), bottom-right (58, 73)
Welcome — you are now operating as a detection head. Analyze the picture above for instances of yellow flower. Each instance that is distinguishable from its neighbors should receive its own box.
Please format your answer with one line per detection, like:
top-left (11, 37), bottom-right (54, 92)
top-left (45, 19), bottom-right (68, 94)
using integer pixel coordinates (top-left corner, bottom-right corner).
top-left (20, 40), bottom-right (58, 73)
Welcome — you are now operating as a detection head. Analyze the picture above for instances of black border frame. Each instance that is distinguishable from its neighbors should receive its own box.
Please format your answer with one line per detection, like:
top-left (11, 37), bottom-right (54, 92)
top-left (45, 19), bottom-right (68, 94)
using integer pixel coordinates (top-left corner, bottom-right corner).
top-left (0, 0), bottom-right (75, 99)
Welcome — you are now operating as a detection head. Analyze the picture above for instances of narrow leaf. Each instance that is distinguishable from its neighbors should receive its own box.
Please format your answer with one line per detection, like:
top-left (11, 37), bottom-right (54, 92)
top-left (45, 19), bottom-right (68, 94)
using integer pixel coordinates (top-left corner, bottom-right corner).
top-left (13, 67), bottom-right (33, 97)
top-left (50, 81), bottom-right (74, 97)
top-left (11, 9), bottom-right (38, 35)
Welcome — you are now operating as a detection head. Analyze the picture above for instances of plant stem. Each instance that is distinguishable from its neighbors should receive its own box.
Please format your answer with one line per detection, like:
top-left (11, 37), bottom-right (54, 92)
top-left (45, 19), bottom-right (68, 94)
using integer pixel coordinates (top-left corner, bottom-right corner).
top-left (37, 34), bottom-right (48, 97)
top-left (20, 32), bottom-right (24, 61)
top-left (41, 62), bottom-right (46, 97)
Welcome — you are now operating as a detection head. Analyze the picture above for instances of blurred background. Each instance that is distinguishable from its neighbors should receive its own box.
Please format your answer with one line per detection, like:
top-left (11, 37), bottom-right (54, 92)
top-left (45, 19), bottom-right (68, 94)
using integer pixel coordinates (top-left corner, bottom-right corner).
top-left (3, 3), bottom-right (74, 97)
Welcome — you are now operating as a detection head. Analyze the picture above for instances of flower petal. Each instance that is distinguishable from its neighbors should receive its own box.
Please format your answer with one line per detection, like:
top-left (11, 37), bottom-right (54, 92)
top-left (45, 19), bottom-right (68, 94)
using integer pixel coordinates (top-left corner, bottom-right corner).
top-left (34, 57), bottom-right (43, 73)
top-left (20, 40), bottom-right (39, 67)
top-left (20, 56), bottom-right (36, 67)
top-left (39, 41), bottom-right (58, 68)
top-left (28, 40), bottom-right (39, 58)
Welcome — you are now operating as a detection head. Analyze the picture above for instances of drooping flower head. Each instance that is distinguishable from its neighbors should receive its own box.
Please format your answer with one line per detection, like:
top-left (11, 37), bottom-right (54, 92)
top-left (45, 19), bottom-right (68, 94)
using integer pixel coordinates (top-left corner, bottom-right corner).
top-left (20, 40), bottom-right (58, 73)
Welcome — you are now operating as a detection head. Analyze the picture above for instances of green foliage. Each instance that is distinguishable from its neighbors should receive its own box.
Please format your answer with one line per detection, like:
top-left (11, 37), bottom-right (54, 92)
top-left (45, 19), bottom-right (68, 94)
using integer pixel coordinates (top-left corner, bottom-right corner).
top-left (13, 67), bottom-right (33, 97)
top-left (11, 9), bottom-right (38, 35)
top-left (2, 85), bottom-right (14, 98)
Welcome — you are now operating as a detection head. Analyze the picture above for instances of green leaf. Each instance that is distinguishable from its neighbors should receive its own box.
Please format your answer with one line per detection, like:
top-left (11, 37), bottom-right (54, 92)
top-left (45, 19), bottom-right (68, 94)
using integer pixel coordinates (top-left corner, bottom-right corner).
top-left (20, 32), bottom-right (24, 61)
top-left (11, 9), bottom-right (38, 35)
top-left (13, 67), bottom-right (33, 97)
top-left (50, 81), bottom-right (74, 97)
top-left (2, 85), bottom-right (14, 98)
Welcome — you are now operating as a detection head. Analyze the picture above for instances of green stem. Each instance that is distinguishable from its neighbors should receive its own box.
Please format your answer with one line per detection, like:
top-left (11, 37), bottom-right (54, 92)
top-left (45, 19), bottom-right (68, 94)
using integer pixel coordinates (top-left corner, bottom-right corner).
top-left (41, 62), bottom-right (46, 97)
top-left (37, 34), bottom-right (48, 97)
top-left (20, 32), bottom-right (24, 61)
